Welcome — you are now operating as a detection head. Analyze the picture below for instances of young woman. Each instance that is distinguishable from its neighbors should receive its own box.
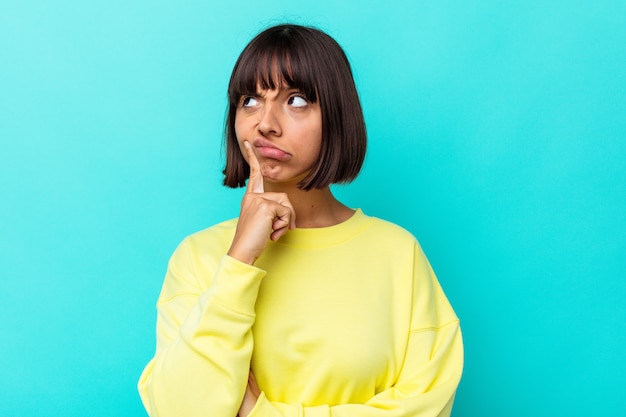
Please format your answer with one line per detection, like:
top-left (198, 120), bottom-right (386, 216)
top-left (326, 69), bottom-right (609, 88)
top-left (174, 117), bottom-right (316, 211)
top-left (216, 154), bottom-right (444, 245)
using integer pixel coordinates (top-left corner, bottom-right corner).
top-left (138, 24), bottom-right (463, 417)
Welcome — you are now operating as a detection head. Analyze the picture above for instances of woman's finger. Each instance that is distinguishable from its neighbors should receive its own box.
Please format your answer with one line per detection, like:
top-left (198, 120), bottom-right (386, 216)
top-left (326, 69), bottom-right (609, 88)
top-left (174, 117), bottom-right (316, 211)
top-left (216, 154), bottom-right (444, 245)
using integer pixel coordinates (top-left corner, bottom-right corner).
top-left (273, 194), bottom-right (297, 231)
top-left (244, 141), bottom-right (264, 194)
top-left (248, 370), bottom-right (261, 397)
top-left (269, 199), bottom-right (293, 241)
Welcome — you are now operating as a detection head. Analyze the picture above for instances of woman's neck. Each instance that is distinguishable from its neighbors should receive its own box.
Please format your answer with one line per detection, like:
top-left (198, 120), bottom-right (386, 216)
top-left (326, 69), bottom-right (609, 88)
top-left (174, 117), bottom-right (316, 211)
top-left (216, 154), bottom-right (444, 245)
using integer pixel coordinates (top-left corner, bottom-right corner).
top-left (263, 181), bottom-right (354, 228)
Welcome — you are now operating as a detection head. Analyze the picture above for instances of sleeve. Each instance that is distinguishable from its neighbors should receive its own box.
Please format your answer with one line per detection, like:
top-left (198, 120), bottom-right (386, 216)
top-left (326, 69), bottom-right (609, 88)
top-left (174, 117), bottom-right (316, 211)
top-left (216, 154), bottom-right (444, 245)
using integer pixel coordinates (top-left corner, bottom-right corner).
top-left (137, 237), bottom-right (266, 417)
top-left (247, 242), bottom-right (464, 417)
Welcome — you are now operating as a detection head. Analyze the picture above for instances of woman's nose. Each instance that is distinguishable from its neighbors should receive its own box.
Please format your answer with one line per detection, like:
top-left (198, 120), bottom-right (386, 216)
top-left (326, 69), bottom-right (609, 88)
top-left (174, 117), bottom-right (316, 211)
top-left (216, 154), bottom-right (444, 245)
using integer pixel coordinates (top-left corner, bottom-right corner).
top-left (257, 104), bottom-right (282, 136)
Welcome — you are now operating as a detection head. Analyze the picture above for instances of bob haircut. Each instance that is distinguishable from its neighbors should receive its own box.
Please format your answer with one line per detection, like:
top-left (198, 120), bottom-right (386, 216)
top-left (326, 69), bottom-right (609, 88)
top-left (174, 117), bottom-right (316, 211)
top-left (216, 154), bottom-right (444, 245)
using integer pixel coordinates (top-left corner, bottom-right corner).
top-left (223, 24), bottom-right (367, 190)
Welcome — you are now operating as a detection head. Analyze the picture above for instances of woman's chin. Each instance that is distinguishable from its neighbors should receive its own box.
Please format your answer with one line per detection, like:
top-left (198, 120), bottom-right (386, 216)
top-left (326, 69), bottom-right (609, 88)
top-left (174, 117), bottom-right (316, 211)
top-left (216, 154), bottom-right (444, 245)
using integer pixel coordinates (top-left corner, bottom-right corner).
top-left (260, 165), bottom-right (310, 188)
top-left (260, 163), bottom-right (283, 181)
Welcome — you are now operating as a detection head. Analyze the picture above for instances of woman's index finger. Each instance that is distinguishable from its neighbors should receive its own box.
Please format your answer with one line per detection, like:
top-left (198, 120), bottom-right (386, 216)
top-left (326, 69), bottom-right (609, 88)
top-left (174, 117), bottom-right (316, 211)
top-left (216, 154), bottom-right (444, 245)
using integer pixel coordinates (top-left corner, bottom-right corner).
top-left (244, 141), bottom-right (264, 193)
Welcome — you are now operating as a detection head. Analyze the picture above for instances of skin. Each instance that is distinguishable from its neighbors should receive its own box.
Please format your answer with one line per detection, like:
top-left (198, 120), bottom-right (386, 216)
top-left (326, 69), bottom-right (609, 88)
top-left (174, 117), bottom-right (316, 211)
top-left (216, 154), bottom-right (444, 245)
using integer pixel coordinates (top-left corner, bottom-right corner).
top-left (230, 85), bottom-right (354, 416)
top-left (236, 87), bottom-right (322, 188)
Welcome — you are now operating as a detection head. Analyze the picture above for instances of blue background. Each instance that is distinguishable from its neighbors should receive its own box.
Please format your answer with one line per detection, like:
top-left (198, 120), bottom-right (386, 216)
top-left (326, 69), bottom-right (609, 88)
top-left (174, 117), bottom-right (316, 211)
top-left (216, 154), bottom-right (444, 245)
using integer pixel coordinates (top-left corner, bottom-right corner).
top-left (1, 1), bottom-right (624, 416)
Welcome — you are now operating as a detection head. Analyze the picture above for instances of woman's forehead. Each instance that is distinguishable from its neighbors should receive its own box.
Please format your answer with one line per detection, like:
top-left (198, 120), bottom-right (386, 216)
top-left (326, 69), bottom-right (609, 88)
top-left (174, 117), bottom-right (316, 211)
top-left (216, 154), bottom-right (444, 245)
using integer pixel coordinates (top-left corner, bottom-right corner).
top-left (241, 62), bottom-right (306, 93)
top-left (231, 50), bottom-right (318, 103)
top-left (253, 56), bottom-right (295, 87)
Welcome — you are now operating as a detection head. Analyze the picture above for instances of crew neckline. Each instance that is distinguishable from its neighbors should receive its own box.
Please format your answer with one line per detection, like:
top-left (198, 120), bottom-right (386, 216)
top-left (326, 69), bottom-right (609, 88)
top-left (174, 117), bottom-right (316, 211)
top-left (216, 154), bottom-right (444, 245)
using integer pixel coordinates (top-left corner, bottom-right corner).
top-left (271, 208), bottom-right (370, 248)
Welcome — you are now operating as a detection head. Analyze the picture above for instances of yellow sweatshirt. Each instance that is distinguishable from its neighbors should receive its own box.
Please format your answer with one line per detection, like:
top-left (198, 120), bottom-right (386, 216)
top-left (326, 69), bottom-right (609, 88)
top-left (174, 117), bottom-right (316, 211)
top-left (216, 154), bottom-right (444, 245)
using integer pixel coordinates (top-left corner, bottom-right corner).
top-left (138, 209), bottom-right (463, 416)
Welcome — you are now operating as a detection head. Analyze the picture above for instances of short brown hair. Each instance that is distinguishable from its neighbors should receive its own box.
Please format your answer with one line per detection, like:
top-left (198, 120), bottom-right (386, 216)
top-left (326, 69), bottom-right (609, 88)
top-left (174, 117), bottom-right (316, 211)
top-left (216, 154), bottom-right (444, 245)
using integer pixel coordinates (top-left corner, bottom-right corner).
top-left (223, 24), bottom-right (367, 190)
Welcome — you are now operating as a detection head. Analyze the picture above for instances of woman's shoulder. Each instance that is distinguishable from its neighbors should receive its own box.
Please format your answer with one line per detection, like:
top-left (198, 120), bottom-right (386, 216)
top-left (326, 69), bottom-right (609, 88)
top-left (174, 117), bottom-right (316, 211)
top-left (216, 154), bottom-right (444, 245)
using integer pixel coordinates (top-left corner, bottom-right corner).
top-left (166, 218), bottom-right (238, 261)
top-left (363, 213), bottom-right (419, 244)
top-left (165, 218), bottom-right (238, 277)
top-left (183, 218), bottom-right (238, 249)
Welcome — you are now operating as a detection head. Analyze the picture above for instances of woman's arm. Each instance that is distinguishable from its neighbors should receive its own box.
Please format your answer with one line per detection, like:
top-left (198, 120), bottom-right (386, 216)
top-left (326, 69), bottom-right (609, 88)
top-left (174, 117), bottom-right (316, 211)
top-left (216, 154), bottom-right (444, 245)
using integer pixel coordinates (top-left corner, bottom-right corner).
top-left (139, 142), bottom-right (296, 417)
top-left (138, 238), bottom-right (266, 417)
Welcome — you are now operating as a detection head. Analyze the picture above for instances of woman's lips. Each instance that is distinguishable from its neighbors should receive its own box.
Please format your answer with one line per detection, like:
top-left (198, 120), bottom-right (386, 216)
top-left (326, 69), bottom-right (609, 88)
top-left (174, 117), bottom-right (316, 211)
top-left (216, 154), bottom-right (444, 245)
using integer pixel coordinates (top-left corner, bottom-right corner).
top-left (253, 139), bottom-right (291, 161)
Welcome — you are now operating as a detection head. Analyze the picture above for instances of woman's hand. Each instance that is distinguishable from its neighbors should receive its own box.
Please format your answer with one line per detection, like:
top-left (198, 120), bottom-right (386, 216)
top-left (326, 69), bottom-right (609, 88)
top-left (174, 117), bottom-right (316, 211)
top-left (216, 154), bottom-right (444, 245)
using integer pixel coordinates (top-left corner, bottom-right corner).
top-left (238, 370), bottom-right (261, 417)
top-left (227, 141), bottom-right (296, 265)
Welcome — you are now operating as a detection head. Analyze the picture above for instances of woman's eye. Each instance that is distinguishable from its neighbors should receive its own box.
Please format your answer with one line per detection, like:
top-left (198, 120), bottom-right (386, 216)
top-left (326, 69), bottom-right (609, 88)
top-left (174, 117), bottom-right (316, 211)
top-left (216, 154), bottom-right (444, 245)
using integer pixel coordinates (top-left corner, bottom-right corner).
top-left (242, 97), bottom-right (259, 107)
top-left (288, 95), bottom-right (308, 108)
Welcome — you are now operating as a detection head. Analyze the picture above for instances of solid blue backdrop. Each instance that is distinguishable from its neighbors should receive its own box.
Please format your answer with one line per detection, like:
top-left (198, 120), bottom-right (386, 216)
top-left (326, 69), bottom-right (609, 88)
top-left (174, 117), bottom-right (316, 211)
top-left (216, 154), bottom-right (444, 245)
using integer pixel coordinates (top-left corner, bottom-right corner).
top-left (1, 1), bottom-right (624, 416)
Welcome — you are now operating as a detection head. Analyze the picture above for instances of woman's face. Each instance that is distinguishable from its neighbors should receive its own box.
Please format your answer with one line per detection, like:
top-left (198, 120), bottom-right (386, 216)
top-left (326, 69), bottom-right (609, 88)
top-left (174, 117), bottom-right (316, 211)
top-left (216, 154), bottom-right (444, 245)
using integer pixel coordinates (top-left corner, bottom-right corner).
top-left (234, 84), bottom-right (322, 187)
